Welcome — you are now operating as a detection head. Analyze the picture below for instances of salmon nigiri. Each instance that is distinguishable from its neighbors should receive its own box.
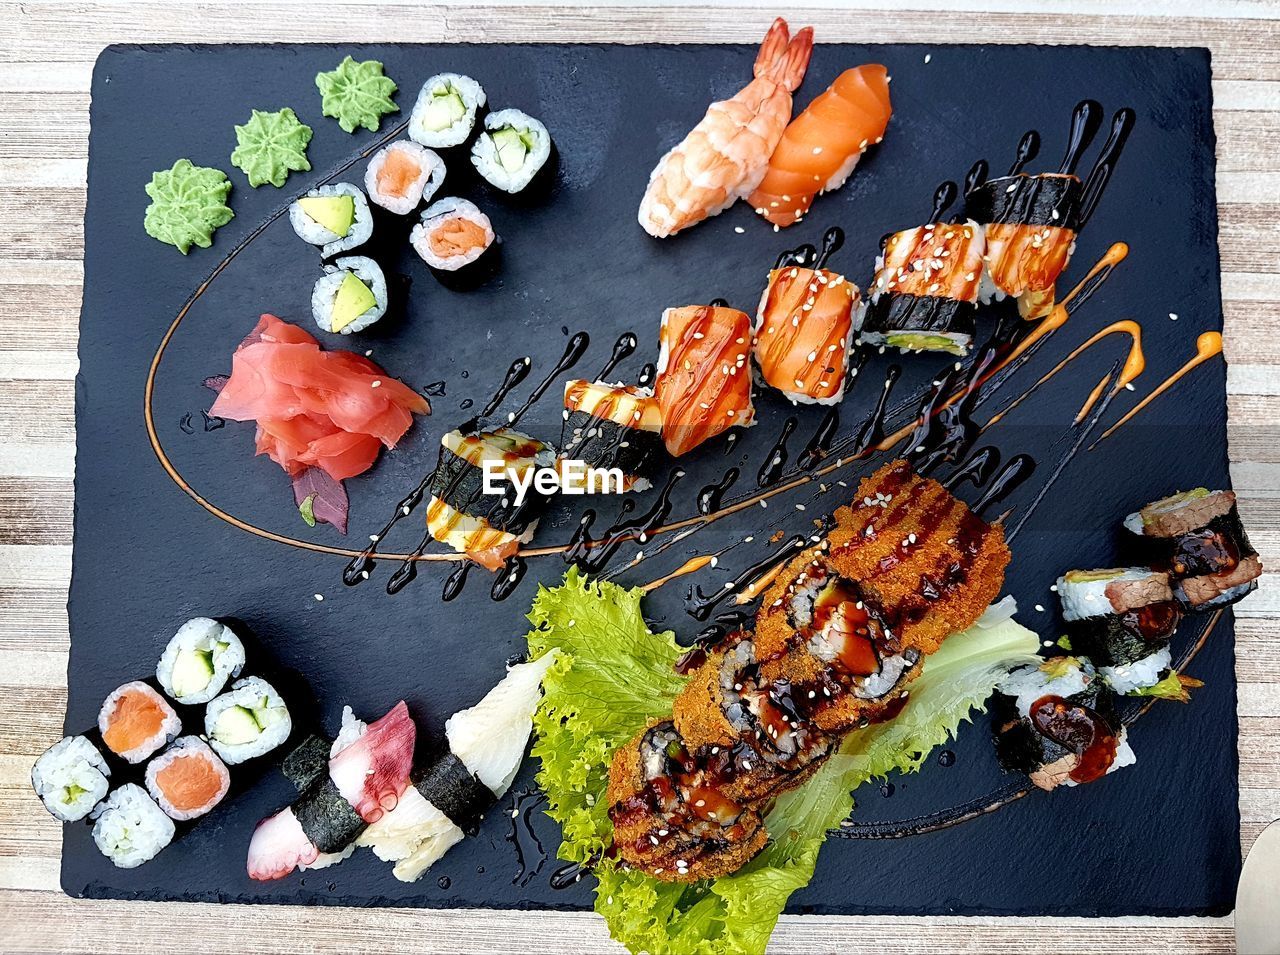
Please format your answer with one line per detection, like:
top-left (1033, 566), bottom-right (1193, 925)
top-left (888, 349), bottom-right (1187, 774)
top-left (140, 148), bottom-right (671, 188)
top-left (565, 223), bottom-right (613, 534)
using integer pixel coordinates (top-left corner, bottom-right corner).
top-left (748, 65), bottom-right (892, 228)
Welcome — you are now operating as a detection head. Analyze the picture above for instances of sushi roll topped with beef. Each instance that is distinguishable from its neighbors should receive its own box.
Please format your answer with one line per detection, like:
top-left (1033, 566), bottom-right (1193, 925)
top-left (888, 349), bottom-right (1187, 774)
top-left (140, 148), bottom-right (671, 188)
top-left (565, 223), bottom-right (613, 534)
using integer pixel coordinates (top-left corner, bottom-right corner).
top-left (1122, 488), bottom-right (1262, 611)
top-left (288, 183), bottom-right (373, 259)
top-left (862, 221), bottom-right (985, 355)
top-left (558, 379), bottom-right (665, 493)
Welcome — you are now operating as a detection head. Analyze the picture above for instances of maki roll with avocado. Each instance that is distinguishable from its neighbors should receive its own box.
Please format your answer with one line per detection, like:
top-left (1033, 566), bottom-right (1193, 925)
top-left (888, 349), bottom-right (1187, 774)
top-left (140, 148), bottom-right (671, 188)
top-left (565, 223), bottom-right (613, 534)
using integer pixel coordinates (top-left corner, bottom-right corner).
top-left (31, 735), bottom-right (111, 822)
top-left (861, 221), bottom-right (985, 356)
top-left (204, 676), bottom-right (291, 766)
top-left (155, 617), bottom-right (245, 705)
top-left (1122, 488), bottom-right (1262, 611)
top-left (409, 73), bottom-right (486, 149)
top-left (364, 141), bottom-right (446, 215)
top-left (288, 183), bottom-right (373, 259)
top-left (311, 256), bottom-right (388, 335)
top-left (426, 428), bottom-right (556, 570)
top-left (471, 109), bottom-right (552, 194)
top-left (410, 197), bottom-right (496, 272)
top-left (993, 656), bottom-right (1135, 791)
top-left (559, 379), bottom-right (665, 493)
top-left (1057, 568), bottom-right (1197, 700)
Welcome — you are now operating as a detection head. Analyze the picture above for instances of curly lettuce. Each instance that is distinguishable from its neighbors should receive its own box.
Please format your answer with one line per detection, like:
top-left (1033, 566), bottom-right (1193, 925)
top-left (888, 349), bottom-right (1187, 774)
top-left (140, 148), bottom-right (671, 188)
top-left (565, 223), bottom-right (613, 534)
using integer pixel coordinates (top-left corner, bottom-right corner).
top-left (527, 568), bottom-right (1040, 955)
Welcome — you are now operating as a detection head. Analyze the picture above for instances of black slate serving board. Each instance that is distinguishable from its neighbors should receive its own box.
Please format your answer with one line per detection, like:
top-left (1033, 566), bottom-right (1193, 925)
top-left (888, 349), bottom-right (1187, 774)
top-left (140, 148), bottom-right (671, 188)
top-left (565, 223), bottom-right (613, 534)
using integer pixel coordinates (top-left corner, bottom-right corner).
top-left (68, 40), bottom-right (1237, 916)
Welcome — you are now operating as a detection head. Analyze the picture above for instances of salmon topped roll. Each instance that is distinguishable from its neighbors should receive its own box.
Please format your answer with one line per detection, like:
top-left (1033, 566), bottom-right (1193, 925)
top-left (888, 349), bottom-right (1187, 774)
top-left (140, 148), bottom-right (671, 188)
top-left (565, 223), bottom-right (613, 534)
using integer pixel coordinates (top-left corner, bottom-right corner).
top-left (862, 220), bottom-right (985, 356)
top-left (748, 64), bottom-right (892, 228)
top-left (654, 304), bottom-right (756, 456)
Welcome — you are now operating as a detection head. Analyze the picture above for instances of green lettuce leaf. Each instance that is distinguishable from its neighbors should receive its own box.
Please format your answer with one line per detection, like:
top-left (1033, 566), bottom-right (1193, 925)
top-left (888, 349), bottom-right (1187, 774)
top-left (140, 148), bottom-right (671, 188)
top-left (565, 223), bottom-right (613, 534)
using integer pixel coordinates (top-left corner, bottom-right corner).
top-left (230, 107), bottom-right (313, 187)
top-left (143, 159), bottom-right (234, 254)
top-left (528, 568), bottom-right (1040, 955)
top-left (315, 56), bottom-right (398, 133)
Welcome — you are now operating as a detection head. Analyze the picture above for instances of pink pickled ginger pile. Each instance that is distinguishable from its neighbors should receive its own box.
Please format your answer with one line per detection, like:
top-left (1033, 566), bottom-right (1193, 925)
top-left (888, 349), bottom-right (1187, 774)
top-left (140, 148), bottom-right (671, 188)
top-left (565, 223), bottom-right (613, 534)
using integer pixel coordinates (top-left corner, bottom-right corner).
top-left (211, 314), bottom-right (430, 482)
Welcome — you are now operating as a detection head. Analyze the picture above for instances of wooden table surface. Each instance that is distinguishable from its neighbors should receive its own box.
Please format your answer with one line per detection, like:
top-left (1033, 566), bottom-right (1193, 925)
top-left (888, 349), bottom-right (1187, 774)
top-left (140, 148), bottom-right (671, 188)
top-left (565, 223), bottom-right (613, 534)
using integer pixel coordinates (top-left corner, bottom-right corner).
top-left (1, 2), bottom-right (1277, 951)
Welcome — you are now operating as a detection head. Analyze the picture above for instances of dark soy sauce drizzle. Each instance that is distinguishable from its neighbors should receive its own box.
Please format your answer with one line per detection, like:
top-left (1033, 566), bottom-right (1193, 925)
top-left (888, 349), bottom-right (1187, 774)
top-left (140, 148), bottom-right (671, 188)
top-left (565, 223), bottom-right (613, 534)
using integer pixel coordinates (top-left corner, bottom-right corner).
top-left (565, 469), bottom-right (685, 573)
top-left (1007, 130), bottom-right (1040, 176)
top-left (943, 446), bottom-right (1002, 490)
top-left (506, 789), bottom-right (548, 887)
top-left (1058, 99), bottom-right (1103, 176)
top-left (973, 453), bottom-right (1036, 515)
top-left (422, 380), bottom-right (447, 397)
top-left (902, 366), bottom-right (964, 470)
top-left (812, 226), bottom-right (844, 270)
top-left (722, 431), bottom-right (740, 455)
top-left (708, 297), bottom-right (730, 308)
top-left (684, 535), bottom-right (807, 621)
top-left (844, 364), bottom-right (903, 458)
top-left (386, 527), bottom-right (435, 595)
top-left (774, 243), bottom-right (815, 270)
top-left (343, 467), bottom-right (437, 586)
top-left (964, 159), bottom-right (988, 195)
top-left (698, 467), bottom-right (740, 515)
top-left (929, 180), bottom-right (957, 221)
top-left (1077, 107), bottom-right (1136, 229)
top-left (596, 332), bottom-right (638, 382)
top-left (507, 332), bottom-right (590, 428)
top-left (479, 357), bottom-right (533, 420)
top-left (440, 559), bottom-right (473, 602)
top-left (637, 362), bottom-right (656, 388)
top-left (798, 407), bottom-right (840, 471)
top-left (550, 852), bottom-right (601, 890)
top-left (491, 555), bottom-right (527, 601)
top-left (757, 416), bottom-right (798, 487)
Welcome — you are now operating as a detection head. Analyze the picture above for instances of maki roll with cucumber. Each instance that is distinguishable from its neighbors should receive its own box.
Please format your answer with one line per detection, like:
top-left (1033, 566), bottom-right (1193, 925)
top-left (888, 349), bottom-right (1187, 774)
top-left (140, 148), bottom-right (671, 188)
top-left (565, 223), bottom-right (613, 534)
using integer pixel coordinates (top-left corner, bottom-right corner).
top-left (1057, 568), bottom-right (1197, 700)
top-left (559, 379), bottom-right (665, 493)
top-left (426, 427), bottom-right (556, 570)
top-left (993, 656), bottom-right (1135, 791)
top-left (31, 735), bottom-right (111, 822)
top-left (861, 221), bottom-right (985, 356)
top-left (204, 676), bottom-right (291, 765)
top-left (288, 183), bottom-right (373, 259)
top-left (1122, 488), bottom-right (1262, 611)
top-left (155, 617), bottom-right (245, 705)
top-left (410, 197), bottom-right (496, 272)
top-left (471, 109), bottom-right (552, 194)
top-left (365, 141), bottom-right (446, 214)
top-left (91, 783), bottom-right (176, 869)
top-left (311, 256), bottom-right (387, 335)
top-left (409, 73), bottom-right (486, 149)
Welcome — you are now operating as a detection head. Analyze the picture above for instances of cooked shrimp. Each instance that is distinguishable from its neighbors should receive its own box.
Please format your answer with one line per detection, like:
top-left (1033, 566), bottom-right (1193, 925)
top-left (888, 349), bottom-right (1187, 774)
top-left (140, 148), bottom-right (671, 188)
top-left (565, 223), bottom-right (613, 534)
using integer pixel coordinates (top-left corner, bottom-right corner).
top-left (638, 18), bottom-right (814, 238)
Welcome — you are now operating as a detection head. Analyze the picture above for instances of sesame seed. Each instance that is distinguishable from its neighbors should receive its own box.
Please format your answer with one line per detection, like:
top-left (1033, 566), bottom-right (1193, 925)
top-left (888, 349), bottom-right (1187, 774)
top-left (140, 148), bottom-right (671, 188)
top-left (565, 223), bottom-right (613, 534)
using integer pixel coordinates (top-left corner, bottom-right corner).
top-left (371, 380), bottom-right (382, 388)
top-left (314, 593), bottom-right (324, 601)
top-left (735, 226), bottom-right (745, 234)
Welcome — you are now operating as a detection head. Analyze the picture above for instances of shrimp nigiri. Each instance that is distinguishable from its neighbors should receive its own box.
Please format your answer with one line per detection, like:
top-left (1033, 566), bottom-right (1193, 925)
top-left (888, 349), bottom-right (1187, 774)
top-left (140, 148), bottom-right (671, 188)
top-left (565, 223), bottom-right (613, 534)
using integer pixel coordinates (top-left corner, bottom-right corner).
top-left (748, 65), bottom-right (892, 228)
top-left (638, 18), bottom-right (814, 238)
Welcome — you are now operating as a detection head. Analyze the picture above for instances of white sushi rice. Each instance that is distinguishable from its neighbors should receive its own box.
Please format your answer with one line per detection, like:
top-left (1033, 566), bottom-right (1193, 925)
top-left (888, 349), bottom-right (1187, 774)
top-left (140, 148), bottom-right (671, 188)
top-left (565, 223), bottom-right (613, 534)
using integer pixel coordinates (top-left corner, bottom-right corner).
top-left (204, 676), bottom-right (291, 766)
top-left (311, 256), bottom-right (387, 335)
top-left (410, 197), bottom-right (495, 271)
top-left (97, 681), bottom-right (181, 764)
top-left (470, 109), bottom-right (551, 194)
top-left (408, 73), bottom-right (486, 149)
top-left (155, 617), bottom-right (245, 705)
top-left (364, 141), bottom-right (446, 215)
top-left (31, 735), bottom-right (111, 822)
top-left (997, 657), bottom-right (1098, 719)
top-left (1099, 647), bottom-right (1172, 695)
top-left (1056, 568), bottom-right (1154, 622)
top-left (288, 183), bottom-right (373, 259)
top-left (91, 784), bottom-right (175, 869)
top-left (144, 736), bottom-right (231, 821)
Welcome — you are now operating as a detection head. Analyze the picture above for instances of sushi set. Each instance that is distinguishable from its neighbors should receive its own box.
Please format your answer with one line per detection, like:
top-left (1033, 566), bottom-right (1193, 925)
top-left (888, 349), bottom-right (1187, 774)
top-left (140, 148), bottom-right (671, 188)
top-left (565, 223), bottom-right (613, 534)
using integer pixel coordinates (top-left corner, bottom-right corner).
top-left (55, 28), bottom-right (1251, 953)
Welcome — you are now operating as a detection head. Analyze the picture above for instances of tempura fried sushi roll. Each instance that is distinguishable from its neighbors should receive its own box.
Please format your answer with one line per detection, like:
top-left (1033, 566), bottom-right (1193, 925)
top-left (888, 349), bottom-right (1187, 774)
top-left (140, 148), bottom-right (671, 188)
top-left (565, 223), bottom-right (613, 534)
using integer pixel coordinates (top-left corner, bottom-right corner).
top-left (862, 221), bottom-right (985, 355)
top-left (427, 428), bottom-right (555, 571)
top-left (607, 720), bottom-right (769, 882)
top-left (966, 172), bottom-right (1081, 320)
top-left (98, 681), bottom-right (181, 765)
top-left (31, 735), bottom-right (111, 822)
top-left (289, 183), bottom-right (373, 259)
top-left (654, 304), bottom-right (755, 456)
top-left (365, 140), bottom-right (446, 214)
top-left (1122, 488), bottom-right (1262, 611)
top-left (993, 657), bottom-right (1135, 791)
top-left (1057, 568), bottom-right (1191, 698)
top-left (753, 264), bottom-right (860, 404)
top-left (558, 379), bottom-right (665, 493)
top-left (144, 736), bottom-right (231, 821)
top-left (155, 617), bottom-right (245, 706)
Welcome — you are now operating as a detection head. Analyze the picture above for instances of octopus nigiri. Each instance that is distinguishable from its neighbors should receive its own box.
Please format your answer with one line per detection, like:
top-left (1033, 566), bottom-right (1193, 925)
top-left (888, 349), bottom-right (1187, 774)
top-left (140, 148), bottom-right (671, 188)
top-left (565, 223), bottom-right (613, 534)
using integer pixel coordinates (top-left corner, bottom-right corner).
top-left (638, 18), bottom-right (813, 238)
top-left (748, 64), bottom-right (892, 228)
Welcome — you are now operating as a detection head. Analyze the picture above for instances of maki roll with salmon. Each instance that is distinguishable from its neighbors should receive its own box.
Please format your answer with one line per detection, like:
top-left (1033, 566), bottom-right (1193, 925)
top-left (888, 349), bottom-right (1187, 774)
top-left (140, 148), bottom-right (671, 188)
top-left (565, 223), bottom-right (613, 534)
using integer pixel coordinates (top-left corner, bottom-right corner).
top-left (409, 73), bottom-right (486, 149)
top-left (357, 652), bottom-right (559, 882)
top-left (204, 676), bottom-right (291, 766)
top-left (98, 681), bottom-right (181, 765)
top-left (144, 737), bottom-right (231, 821)
top-left (311, 256), bottom-right (387, 335)
top-left (471, 109), bottom-right (552, 194)
top-left (365, 141), bottom-right (445, 214)
top-left (994, 656), bottom-right (1135, 791)
top-left (559, 379), bottom-right (665, 493)
top-left (426, 428), bottom-right (556, 570)
top-left (862, 221), bottom-right (985, 356)
top-left (1122, 488), bottom-right (1262, 611)
top-left (288, 183), bottom-right (373, 259)
top-left (155, 617), bottom-right (245, 706)
top-left (31, 735), bottom-right (111, 822)
top-left (1057, 568), bottom-right (1195, 699)
top-left (654, 304), bottom-right (756, 457)
top-left (411, 197), bottom-right (496, 272)
top-left (91, 783), bottom-right (176, 869)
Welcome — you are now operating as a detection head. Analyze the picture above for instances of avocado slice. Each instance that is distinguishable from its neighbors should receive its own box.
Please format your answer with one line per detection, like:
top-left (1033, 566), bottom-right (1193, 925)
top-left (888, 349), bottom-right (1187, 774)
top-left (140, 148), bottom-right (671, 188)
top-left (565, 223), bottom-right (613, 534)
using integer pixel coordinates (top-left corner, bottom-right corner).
top-left (1063, 568), bottom-right (1124, 584)
top-left (885, 332), bottom-right (966, 356)
top-left (491, 126), bottom-right (530, 173)
top-left (298, 195), bottom-right (356, 237)
top-left (420, 87), bottom-right (467, 132)
top-left (170, 647), bottom-right (215, 699)
top-left (213, 705), bottom-right (262, 746)
top-left (330, 272), bottom-right (377, 333)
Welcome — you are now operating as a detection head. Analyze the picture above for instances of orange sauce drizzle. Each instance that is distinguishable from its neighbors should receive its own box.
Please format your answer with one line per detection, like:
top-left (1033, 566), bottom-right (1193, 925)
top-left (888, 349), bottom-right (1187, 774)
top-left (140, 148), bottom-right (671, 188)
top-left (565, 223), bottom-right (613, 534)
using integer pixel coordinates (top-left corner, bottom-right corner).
top-left (641, 554), bottom-right (714, 592)
top-left (1093, 331), bottom-right (1223, 446)
top-left (733, 558), bottom-right (789, 605)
